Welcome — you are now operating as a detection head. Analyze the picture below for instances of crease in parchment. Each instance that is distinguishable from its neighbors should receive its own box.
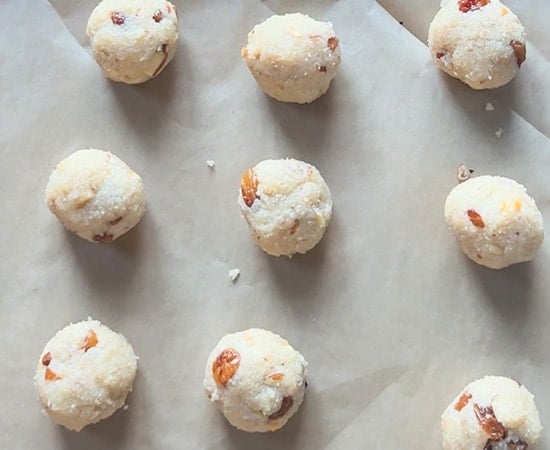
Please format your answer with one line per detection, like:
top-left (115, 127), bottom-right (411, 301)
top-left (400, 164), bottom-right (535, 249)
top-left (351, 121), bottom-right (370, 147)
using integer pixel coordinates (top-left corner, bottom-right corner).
top-left (46, 0), bottom-right (91, 59)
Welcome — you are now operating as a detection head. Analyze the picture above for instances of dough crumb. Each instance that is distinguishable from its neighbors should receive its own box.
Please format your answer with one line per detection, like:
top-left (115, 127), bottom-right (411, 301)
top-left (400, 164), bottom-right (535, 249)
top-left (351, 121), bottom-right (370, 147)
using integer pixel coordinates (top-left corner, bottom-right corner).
top-left (495, 128), bottom-right (503, 138)
top-left (206, 160), bottom-right (216, 168)
top-left (229, 268), bottom-right (240, 282)
top-left (485, 102), bottom-right (495, 111)
top-left (123, 405), bottom-right (129, 411)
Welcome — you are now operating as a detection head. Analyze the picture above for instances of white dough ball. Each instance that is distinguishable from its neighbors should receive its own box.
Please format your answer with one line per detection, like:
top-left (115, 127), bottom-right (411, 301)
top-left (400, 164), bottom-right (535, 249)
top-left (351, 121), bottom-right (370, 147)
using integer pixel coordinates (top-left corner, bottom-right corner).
top-left (203, 328), bottom-right (308, 432)
top-left (444, 175), bottom-right (543, 269)
top-left (441, 376), bottom-right (542, 450)
top-left (428, 0), bottom-right (526, 89)
top-left (87, 0), bottom-right (179, 84)
top-left (241, 13), bottom-right (341, 103)
top-left (238, 158), bottom-right (332, 257)
top-left (46, 149), bottom-right (145, 243)
top-left (35, 319), bottom-right (138, 431)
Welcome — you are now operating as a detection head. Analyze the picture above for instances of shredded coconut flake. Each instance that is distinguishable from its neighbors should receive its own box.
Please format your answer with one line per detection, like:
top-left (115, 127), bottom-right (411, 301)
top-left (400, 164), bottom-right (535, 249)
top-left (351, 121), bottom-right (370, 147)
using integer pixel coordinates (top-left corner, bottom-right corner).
top-left (495, 128), bottom-right (503, 138)
top-left (206, 160), bottom-right (216, 168)
top-left (485, 102), bottom-right (495, 111)
top-left (229, 268), bottom-right (240, 282)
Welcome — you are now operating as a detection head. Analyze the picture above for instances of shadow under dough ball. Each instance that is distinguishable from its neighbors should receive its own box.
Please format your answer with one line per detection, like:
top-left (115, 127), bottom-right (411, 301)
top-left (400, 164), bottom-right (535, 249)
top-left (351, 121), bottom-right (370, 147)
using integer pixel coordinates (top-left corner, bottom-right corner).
top-left (203, 328), bottom-right (308, 432)
top-left (45, 148), bottom-right (145, 243)
top-left (35, 319), bottom-right (138, 431)
top-left (87, 0), bottom-right (179, 84)
top-left (428, 0), bottom-right (526, 89)
top-left (241, 13), bottom-right (341, 103)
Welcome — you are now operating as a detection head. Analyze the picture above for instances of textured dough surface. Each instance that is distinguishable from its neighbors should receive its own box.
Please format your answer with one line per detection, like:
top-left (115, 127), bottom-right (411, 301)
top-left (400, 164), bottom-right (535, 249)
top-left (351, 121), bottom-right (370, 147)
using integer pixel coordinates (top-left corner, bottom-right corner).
top-left (241, 13), bottom-right (341, 103)
top-left (35, 319), bottom-right (138, 431)
top-left (87, 0), bottom-right (179, 84)
top-left (428, 0), bottom-right (525, 89)
top-left (441, 376), bottom-right (542, 449)
top-left (203, 328), bottom-right (308, 432)
top-left (46, 148), bottom-right (145, 243)
top-left (238, 158), bottom-right (332, 257)
top-left (444, 175), bottom-right (543, 269)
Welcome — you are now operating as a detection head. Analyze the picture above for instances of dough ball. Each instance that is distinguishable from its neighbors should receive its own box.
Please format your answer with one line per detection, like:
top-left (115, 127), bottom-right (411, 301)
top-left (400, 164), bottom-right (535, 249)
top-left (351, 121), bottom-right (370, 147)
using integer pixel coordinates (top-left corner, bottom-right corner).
top-left (87, 0), bottom-right (179, 84)
top-left (444, 175), bottom-right (543, 269)
top-left (238, 158), bottom-right (332, 257)
top-left (241, 13), bottom-right (341, 103)
top-left (35, 319), bottom-right (138, 431)
top-left (203, 328), bottom-right (308, 432)
top-left (46, 149), bottom-right (145, 243)
top-left (428, 0), bottom-right (526, 89)
top-left (441, 376), bottom-right (542, 450)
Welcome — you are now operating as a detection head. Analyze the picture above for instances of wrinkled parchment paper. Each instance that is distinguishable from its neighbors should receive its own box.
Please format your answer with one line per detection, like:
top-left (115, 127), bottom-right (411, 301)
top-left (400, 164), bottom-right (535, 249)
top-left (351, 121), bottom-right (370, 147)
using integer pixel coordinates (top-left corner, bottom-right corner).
top-left (1, 1), bottom-right (549, 448)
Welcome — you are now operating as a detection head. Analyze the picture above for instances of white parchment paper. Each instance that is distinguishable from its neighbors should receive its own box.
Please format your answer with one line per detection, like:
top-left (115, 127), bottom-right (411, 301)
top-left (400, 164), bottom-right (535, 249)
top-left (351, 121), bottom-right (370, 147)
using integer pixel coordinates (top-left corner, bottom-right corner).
top-left (1, 1), bottom-right (549, 448)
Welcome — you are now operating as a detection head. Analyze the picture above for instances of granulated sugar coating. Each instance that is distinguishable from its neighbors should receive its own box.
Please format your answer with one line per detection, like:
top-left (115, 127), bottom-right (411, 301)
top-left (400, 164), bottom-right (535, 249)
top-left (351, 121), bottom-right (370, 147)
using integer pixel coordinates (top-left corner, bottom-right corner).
top-left (46, 149), bottom-right (145, 243)
top-left (35, 319), bottom-right (137, 431)
top-left (203, 328), bottom-right (308, 432)
top-left (444, 175), bottom-right (543, 269)
top-left (238, 158), bottom-right (332, 257)
top-left (87, 0), bottom-right (179, 84)
top-left (441, 376), bottom-right (542, 450)
top-left (428, 0), bottom-right (526, 89)
top-left (241, 13), bottom-right (341, 103)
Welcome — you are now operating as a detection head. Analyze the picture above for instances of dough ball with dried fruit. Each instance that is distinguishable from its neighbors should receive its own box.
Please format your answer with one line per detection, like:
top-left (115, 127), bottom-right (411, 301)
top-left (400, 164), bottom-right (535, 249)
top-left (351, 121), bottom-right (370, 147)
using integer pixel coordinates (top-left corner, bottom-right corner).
top-left (87, 0), bottom-right (179, 84)
top-left (203, 328), bottom-right (308, 432)
top-left (238, 158), bottom-right (332, 257)
top-left (444, 175), bottom-right (543, 269)
top-left (34, 319), bottom-right (138, 431)
top-left (441, 376), bottom-right (542, 450)
top-left (241, 13), bottom-right (341, 103)
top-left (46, 149), bottom-right (145, 243)
top-left (428, 0), bottom-right (526, 89)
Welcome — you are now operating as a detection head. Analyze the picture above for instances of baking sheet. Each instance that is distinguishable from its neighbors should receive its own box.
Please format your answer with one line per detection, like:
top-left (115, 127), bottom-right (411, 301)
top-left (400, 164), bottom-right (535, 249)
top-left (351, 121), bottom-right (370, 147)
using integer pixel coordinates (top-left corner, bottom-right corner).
top-left (1, 0), bottom-right (549, 448)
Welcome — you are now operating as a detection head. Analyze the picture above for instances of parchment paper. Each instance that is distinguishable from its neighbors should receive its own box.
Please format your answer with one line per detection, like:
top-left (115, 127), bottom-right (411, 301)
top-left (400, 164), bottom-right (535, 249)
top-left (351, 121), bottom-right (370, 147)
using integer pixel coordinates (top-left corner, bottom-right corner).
top-left (1, 1), bottom-right (549, 449)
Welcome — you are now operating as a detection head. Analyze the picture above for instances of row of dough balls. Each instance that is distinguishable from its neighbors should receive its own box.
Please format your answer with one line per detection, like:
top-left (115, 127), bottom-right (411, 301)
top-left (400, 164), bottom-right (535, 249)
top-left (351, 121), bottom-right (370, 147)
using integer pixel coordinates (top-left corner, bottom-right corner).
top-left (45, 148), bottom-right (544, 269)
top-left (86, 0), bottom-right (527, 96)
top-left (35, 320), bottom-right (543, 449)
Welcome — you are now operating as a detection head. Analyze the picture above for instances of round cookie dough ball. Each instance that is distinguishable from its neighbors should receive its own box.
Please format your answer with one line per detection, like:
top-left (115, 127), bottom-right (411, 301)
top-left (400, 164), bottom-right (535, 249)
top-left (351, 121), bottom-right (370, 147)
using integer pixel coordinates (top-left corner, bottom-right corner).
top-left (45, 149), bottom-right (145, 243)
top-left (87, 0), bottom-right (179, 84)
top-left (35, 319), bottom-right (138, 431)
top-left (238, 158), bottom-right (332, 257)
top-left (203, 328), bottom-right (308, 432)
top-left (444, 175), bottom-right (543, 269)
top-left (428, 0), bottom-right (526, 89)
top-left (441, 376), bottom-right (542, 450)
top-left (241, 13), bottom-right (341, 103)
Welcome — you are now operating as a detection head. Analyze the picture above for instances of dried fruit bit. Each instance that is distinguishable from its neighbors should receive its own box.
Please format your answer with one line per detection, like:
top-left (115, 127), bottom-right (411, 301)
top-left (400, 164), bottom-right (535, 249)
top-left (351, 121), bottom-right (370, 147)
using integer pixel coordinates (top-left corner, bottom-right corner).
top-left (212, 348), bottom-right (240, 386)
top-left (318, 66), bottom-right (327, 73)
top-left (82, 330), bottom-right (98, 352)
top-left (93, 232), bottom-right (114, 243)
top-left (436, 51), bottom-right (446, 59)
top-left (327, 37), bottom-right (339, 51)
top-left (269, 396), bottom-right (294, 420)
top-left (484, 432), bottom-right (528, 450)
top-left (153, 9), bottom-right (163, 22)
top-left (45, 367), bottom-right (61, 381)
top-left (268, 372), bottom-right (284, 381)
top-left (454, 392), bottom-right (472, 411)
top-left (473, 404), bottom-right (506, 440)
top-left (110, 11), bottom-right (125, 25)
top-left (109, 217), bottom-right (123, 226)
top-left (510, 40), bottom-right (526, 67)
top-left (467, 209), bottom-right (485, 228)
top-left (152, 44), bottom-right (169, 77)
top-left (290, 220), bottom-right (300, 235)
top-left (41, 352), bottom-right (52, 366)
top-left (241, 168), bottom-right (259, 208)
top-left (458, 0), bottom-right (490, 13)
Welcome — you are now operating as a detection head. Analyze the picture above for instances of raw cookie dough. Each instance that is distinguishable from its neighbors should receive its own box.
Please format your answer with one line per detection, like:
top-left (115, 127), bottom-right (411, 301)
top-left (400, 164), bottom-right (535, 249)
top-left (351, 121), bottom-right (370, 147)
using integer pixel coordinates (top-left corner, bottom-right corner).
top-left (35, 319), bottom-right (138, 431)
top-left (428, 0), bottom-right (526, 89)
top-left (238, 158), bottom-right (332, 257)
top-left (87, 0), bottom-right (179, 84)
top-left (46, 148), bottom-right (145, 243)
top-left (444, 175), bottom-right (543, 269)
top-left (441, 376), bottom-right (542, 449)
top-left (203, 328), bottom-right (308, 432)
top-left (241, 13), bottom-right (341, 103)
